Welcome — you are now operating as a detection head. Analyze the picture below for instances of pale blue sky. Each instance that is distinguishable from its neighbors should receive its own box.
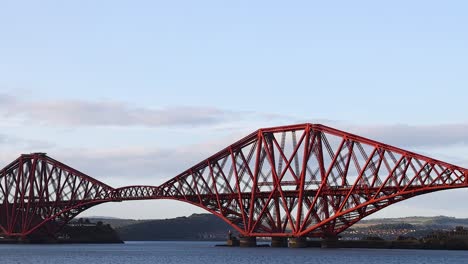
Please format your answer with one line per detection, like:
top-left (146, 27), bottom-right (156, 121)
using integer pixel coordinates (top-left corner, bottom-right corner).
top-left (0, 1), bottom-right (468, 219)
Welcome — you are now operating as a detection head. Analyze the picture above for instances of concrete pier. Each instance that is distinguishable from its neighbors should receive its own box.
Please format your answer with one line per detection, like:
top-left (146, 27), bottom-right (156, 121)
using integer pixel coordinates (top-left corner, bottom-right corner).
top-left (288, 237), bottom-right (308, 248)
top-left (321, 236), bottom-right (339, 248)
top-left (226, 237), bottom-right (240, 246)
top-left (239, 236), bottom-right (257, 247)
top-left (271, 237), bottom-right (288, 247)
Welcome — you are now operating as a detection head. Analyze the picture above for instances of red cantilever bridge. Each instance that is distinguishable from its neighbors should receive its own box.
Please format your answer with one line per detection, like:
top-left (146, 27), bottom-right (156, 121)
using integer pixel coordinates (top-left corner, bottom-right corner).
top-left (1, 123), bottom-right (467, 242)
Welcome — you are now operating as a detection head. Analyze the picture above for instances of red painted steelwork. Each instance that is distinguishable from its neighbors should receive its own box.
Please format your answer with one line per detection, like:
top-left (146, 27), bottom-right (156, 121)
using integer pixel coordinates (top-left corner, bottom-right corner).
top-left (1, 123), bottom-right (467, 239)
top-left (0, 153), bottom-right (113, 238)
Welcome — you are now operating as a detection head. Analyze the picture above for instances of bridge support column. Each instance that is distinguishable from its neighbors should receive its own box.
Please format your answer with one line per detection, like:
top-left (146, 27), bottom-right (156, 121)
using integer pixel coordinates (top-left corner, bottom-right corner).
top-left (226, 237), bottom-right (240, 246)
top-left (321, 236), bottom-right (339, 248)
top-left (288, 237), bottom-right (308, 248)
top-left (271, 237), bottom-right (288, 247)
top-left (239, 236), bottom-right (257, 247)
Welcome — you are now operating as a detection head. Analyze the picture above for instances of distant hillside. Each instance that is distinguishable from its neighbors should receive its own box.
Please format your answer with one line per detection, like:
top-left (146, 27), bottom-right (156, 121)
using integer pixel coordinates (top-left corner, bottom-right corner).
top-left (79, 217), bottom-right (149, 229)
top-left (84, 214), bottom-right (468, 241)
top-left (344, 216), bottom-right (468, 240)
top-left (355, 216), bottom-right (468, 229)
top-left (115, 214), bottom-right (233, 241)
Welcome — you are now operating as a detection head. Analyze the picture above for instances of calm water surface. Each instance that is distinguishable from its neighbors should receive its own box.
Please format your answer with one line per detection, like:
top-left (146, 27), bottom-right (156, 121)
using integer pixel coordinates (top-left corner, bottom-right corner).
top-left (1, 241), bottom-right (468, 264)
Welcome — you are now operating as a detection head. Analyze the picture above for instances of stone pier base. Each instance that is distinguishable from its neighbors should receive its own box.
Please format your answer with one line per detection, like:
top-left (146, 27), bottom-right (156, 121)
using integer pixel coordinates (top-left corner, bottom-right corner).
top-left (271, 237), bottom-right (288, 247)
top-left (240, 236), bottom-right (257, 247)
top-left (226, 238), bottom-right (240, 246)
top-left (321, 236), bottom-right (339, 248)
top-left (288, 237), bottom-right (308, 248)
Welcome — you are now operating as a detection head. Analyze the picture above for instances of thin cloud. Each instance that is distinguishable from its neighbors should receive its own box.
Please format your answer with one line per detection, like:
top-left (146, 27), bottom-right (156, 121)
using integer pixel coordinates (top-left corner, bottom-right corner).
top-left (341, 123), bottom-right (468, 148)
top-left (0, 133), bottom-right (55, 170)
top-left (0, 130), bottom-right (248, 185)
top-left (0, 93), bottom-right (16, 105)
top-left (0, 133), bottom-right (53, 149)
top-left (0, 93), bottom-right (269, 128)
top-left (40, 146), bottom-right (219, 186)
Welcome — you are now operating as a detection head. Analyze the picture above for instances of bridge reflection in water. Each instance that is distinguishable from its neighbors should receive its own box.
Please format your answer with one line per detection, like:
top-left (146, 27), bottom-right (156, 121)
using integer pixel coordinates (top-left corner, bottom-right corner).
top-left (0, 123), bottom-right (466, 244)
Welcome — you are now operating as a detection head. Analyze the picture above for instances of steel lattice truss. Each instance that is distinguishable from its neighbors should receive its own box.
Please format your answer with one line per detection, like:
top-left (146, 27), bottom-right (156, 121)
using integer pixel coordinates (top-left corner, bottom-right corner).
top-left (0, 154), bottom-right (114, 238)
top-left (1, 124), bottom-right (467, 239)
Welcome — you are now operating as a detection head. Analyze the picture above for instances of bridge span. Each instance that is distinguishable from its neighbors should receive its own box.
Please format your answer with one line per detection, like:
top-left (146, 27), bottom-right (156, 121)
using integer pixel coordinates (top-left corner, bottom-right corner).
top-left (0, 123), bottom-right (467, 243)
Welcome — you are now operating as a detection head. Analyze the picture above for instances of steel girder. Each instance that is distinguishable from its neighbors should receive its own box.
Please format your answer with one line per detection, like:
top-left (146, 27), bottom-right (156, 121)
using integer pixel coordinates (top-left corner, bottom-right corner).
top-left (0, 153), bottom-right (113, 238)
top-left (1, 123), bottom-right (467, 239)
top-left (136, 124), bottom-right (467, 237)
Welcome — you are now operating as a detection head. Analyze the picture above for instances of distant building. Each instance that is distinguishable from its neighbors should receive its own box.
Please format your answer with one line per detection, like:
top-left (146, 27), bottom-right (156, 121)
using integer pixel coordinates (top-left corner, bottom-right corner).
top-left (425, 226), bottom-right (468, 241)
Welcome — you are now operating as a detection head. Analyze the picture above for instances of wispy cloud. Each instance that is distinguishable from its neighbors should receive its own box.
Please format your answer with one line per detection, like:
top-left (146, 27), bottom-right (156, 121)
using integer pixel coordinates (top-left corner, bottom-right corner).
top-left (341, 123), bottom-right (468, 148)
top-left (0, 93), bottom-right (282, 128)
top-left (0, 132), bottom-right (54, 149)
top-left (39, 145), bottom-right (221, 186)
top-left (0, 93), bottom-right (16, 105)
top-left (0, 133), bottom-right (55, 170)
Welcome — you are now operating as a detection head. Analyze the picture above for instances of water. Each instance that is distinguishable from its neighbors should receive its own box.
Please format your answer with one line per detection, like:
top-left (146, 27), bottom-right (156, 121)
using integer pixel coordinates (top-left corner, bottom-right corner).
top-left (1, 241), bottom-right (468, 264)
